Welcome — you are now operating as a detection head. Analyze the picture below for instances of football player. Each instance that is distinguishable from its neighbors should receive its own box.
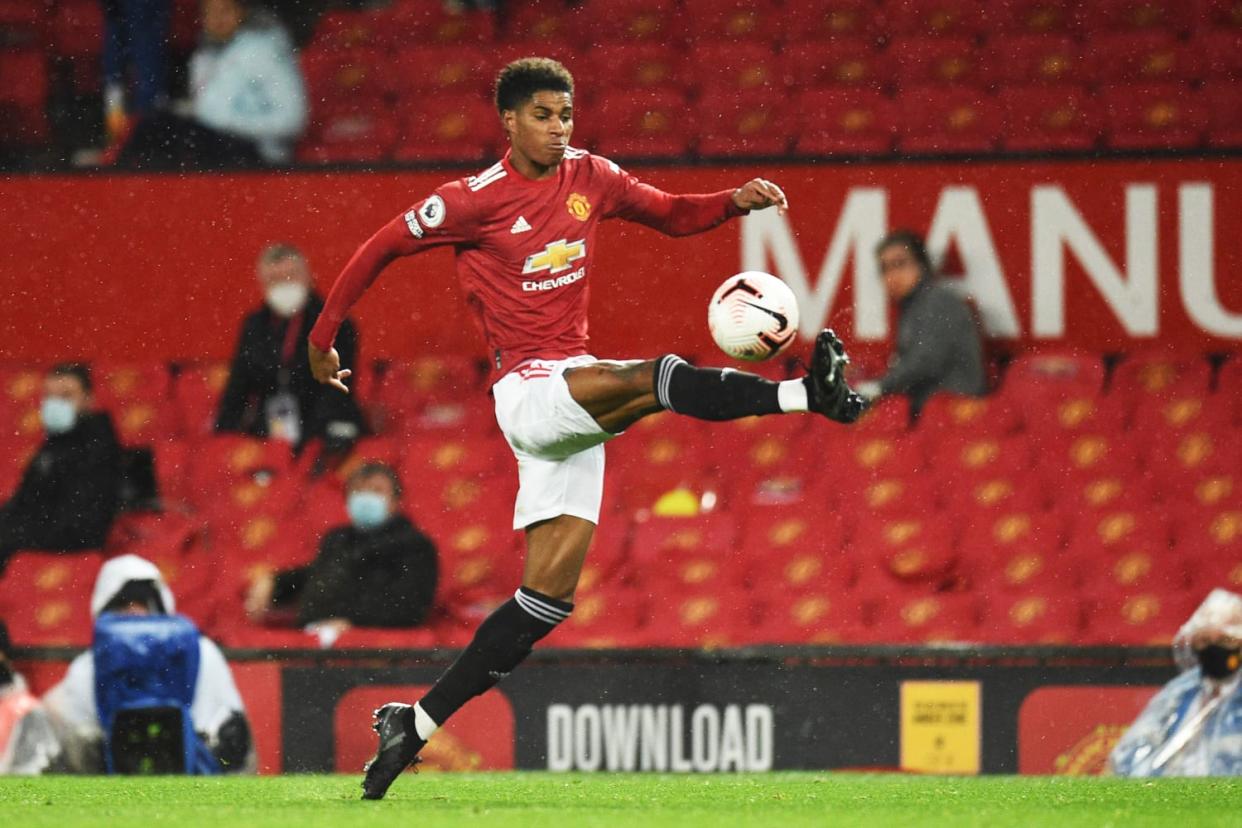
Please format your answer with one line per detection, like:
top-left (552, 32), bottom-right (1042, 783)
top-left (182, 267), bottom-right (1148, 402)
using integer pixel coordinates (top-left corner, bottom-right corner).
top-left (307, 57), bottom-right (866, 799)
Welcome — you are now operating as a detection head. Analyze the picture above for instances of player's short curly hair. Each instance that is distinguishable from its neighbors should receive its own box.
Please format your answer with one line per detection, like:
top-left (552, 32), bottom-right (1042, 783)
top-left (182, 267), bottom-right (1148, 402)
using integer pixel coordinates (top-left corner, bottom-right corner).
top-left (494, 57), bottom-right (574, 114)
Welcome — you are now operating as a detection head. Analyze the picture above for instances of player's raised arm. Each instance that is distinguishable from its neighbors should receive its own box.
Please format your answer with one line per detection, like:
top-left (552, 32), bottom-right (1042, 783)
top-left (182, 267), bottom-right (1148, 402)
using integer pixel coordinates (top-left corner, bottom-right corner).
top-left (309, 186), bottom-right (472, 393)
top-left (604, 162), bottom-right (787, 237)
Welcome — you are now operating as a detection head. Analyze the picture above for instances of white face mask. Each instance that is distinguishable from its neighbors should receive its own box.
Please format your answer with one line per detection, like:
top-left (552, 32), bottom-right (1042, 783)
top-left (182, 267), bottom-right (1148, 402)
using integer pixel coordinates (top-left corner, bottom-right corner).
top-left (41, 396), bottom-right (78, 434)
top-left (265, 282), bottom-right (309, 318)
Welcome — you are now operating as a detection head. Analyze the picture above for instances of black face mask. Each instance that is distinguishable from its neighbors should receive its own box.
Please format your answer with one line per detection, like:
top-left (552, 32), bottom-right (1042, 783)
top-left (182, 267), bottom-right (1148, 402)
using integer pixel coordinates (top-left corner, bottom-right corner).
top-left (0, 660), bottom-right (13, 688)
top-left (1197, 644), bottom-right (1242, 680)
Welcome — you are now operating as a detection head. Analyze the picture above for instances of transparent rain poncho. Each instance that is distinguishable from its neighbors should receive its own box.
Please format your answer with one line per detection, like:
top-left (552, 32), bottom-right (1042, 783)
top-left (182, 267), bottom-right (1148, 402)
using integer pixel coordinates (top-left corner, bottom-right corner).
top-left (1109, 589), bottom-right (1242, 776)
top-left (0, 674), bottom-right (61, 775)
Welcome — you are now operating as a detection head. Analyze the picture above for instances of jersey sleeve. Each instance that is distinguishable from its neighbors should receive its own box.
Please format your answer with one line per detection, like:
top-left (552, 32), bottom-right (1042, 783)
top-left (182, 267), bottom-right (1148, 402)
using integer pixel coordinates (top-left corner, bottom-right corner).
top-left (308, 181), bottom-right (477, 351)
top-left (599, 157), bottom-right (746, 237)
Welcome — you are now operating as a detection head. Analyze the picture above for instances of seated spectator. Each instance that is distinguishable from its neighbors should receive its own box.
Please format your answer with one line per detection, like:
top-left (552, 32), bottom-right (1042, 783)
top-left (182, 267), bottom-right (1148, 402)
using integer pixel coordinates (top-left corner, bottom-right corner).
top-left (0, 621), bottom-right (62, 774)
top-left (215, 243), bottom-right (366, 450)
top-left (245, 463), bottom-right (439, 642)
top-left (1109, 589), bottom-right (1242, 777)
top-left (114, 0), bottom-right (307, 169)
top-left (42, 555), bottom-right (253, 774)
top-left (0, 364), bottom-right (121, 574)
top-left (856, 230), bottom-right (987, 416)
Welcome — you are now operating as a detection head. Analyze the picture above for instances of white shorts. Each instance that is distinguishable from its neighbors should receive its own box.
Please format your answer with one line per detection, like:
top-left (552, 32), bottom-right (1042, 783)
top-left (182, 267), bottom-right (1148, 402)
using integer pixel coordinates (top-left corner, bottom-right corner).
top-left (492, 355), bottom-right (616, 530)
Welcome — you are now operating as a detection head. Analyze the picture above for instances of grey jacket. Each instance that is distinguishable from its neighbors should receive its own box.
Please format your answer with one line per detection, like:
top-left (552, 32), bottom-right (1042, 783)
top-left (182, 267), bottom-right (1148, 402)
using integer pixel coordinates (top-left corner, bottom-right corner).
top-left (880, 278), bottom-right (986, 413)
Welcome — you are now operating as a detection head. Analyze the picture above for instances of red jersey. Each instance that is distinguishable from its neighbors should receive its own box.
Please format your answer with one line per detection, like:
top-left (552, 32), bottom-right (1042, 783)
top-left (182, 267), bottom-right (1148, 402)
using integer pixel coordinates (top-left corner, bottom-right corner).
top-left (310, 147), bottom-right (744, 382)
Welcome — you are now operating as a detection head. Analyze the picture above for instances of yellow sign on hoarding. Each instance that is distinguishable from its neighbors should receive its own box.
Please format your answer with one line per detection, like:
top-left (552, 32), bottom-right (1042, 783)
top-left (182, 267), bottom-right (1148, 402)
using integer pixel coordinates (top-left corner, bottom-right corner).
top-left (900, 680), bottom-right (981, 775)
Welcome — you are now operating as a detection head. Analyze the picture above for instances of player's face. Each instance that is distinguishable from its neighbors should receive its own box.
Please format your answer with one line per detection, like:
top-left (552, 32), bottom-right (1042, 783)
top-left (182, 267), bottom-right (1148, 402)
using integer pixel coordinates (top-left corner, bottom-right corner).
top-left (504, 90), bottom-right (574, 169)
top-left (878, 244), bottom-right (923, 302)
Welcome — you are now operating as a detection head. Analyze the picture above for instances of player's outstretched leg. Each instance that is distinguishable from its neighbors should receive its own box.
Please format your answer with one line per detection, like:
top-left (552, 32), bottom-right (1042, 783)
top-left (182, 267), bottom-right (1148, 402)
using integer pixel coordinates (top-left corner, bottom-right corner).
top-left (653, 328), bottom-right (866, 425)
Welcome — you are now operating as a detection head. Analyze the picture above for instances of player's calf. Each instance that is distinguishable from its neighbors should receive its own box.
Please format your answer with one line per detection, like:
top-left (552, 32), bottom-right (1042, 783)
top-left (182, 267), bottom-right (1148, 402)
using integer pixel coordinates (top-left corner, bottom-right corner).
top-left (652, 355), bottom-right (807, 420)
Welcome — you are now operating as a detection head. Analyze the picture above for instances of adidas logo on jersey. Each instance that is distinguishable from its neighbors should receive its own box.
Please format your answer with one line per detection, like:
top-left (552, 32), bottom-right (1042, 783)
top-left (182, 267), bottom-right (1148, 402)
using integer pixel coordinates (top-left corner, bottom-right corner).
top-left (510, 216), bottom-right (532, 234)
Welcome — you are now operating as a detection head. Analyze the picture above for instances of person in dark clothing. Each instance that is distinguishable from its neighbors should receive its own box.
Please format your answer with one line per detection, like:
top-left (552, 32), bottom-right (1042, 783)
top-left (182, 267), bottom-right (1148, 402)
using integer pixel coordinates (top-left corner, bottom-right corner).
top-left (857, 230), bottom-right (987, 416)
top-left (244, 463), bottom-right (439, 638)
top-left (215, 243), bottom-right (366, 449)
top-left (0, 365), bottom-right (122, 574)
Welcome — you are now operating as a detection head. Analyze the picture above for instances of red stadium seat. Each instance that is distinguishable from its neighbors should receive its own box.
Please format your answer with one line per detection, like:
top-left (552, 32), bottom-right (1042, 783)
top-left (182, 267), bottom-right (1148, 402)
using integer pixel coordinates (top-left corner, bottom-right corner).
top-left (0, 2), bottom-right (45, 46)
top-left (503, 1), bottom-right (574, 42)
top-left (1075, 544), bottom-right (1190, 595)
top-left (1084, 591), bottom-right (1199, 646)
top-left (628, 514), bottom-right (739, 577)
top-left (837, 431), bottom-right (926, 485)
top-left (1131, 394), bottom-right (1232, 444)
top-left (582, 43), bottom-right (688, 93)
top-left (385, 0), bottom-right (496, 45)
top-left (986, 34), bottom-right (1083, 86)
top-left (390, 44), bottom-right (492, 99)
top-left (1100, 83), bottom-right (1208, 150)
top-left (895, 86), bottom-right (1002, 154)
top-left (848, 395), bottom-right (912, 434)
top-left (308, 9), bottom-right (387, 51)
top-left (49, 0), bottom-right (102, 60)
top-left (965, 533), bottom-right (1079, 594)
top-left (679, 0), bottom-right (784, 44)
top-left (942, 470), bottom-right (1050, 516)
top-left (930, 433), bottom-right (1034, 478)
top-left (780, 0), bottom-right (883, 41)
top-left (747, 590), bottom-right (870, 644)
top-left (593, 87), bottom-right (695, 159)
top-left (780, 38), bottom-right (893, 90)
top-left (917, 393), bottom-right (1022, 436)
top-left (1054, 471), bottom-right (1158, 517)
top-left (298, 103), bottom-right (398, 164)
top-left (1113, 351), bottom-right (1213, 399)
top-left (991, 0), bottom-right (1075, 34)
top-left (302, 46), bottom-right (390, 108)
top-left (687, 41), bottom-right (782, 95)
top-left (572, 0), bottom-right (676, 44)
top-left (1085, 31), bottom-right (1204, 84)
top-left (1166, 469), bottom-right (1242, 512)
top-left (884, 0), bottom-right (986, 37)
top-left (94, 362), bottom-right (171, 406)
top-left (1076, 0), bottom-right (1193, 35)
top-left (696, 89), bottom-right (794, 157)
top-left (1202, 81), bottom-right (1242, 148)
top-left (740, 506), bottom-right (853, 594)
top-left (794, 88), bottom-right (898, 156)
top-left (172, 362), bottom-right (229, 440)
top-left (999, 85), bottom-right (1100, 152)
top-left (0, 48), bottom-right (49, 144)
top-left (892, 36), bottom-right (982, 88)
top-left (0, 552), bottom-right (104, 647)
top-left (432, 523), bottom-right (523, 607)
top-left (1200, 29), bottom-right (1242, 80)
top-left (984, 593), bottom-right (1083, 644)
top-left (642, 586), bottom-right (754, 648)
top-left (1002, 350), bottom-right (1106, 403)
top-left (1148, 429), bottom-right (1242, 485)
top-left (868, 592), bottom-right (982, 644)
top-left (1048, 431), bottom-right (1143, 480)
top-left (395, 97), bottom-right (498, 163)
top-left (548, 588), bottom-right (647, 648)
top-left (1199, 0), bottom-right (1242, 31)
top-left (959, 510), bottom-right (1066, 562)
top-left (852, 511), bottom-right (958, 587)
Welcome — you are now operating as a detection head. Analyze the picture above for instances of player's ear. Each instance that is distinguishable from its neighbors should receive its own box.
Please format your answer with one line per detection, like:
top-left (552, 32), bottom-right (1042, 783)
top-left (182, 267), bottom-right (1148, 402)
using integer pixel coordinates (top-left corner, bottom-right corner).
top-left (501, 108), bottom-right (517, 137)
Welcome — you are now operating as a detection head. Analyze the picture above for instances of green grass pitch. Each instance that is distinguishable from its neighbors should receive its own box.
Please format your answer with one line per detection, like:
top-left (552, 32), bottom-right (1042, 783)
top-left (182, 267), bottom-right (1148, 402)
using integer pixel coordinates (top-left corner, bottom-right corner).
top-left (3, 773), bottom-right (1240, 827)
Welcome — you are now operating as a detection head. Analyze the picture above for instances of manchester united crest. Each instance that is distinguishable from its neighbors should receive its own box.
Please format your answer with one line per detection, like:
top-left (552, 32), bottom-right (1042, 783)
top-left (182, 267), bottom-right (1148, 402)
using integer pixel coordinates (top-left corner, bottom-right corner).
top-left (566, 192), bottom-right (591, 221)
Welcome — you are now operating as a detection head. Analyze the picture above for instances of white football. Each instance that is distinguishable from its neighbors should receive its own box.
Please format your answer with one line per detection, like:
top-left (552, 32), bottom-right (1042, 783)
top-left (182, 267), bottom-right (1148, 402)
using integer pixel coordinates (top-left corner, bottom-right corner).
top-left (707, 271), bottom-right (800, 361)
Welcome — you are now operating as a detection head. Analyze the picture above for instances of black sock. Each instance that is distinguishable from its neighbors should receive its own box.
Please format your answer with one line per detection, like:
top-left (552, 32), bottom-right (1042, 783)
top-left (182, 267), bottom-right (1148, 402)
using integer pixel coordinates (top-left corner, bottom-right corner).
top-left (652, 355), bottom-right (783, 420)
top-left (418, 586), bottom-right (572, 727)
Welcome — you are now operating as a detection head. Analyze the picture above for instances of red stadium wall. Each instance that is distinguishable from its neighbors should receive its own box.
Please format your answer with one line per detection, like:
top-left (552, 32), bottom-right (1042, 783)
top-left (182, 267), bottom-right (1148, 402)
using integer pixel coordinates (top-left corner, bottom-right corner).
top-left (1, 157), bottom-right (1240, 364)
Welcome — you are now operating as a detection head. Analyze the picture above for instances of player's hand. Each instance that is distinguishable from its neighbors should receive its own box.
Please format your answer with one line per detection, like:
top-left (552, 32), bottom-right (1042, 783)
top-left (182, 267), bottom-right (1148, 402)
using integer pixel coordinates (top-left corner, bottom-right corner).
top-left (732, 178), bottom-right (788, 215)
top-left (309, 341), bottom-right (352, 394)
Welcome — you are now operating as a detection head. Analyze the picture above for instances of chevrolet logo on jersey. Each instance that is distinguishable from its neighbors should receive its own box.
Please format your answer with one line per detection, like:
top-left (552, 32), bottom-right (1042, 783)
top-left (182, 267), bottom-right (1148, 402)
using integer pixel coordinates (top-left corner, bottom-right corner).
top-left (522, 239), bottom-right (586, 274)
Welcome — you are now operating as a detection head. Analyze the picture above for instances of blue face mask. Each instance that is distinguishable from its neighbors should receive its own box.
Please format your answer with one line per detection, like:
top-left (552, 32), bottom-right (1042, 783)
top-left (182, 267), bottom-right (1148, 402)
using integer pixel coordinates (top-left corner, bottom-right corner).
top-left (41, 396), bottom-right (78, 435)
top-left (347, 491), bottom-right (390, 531)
